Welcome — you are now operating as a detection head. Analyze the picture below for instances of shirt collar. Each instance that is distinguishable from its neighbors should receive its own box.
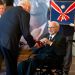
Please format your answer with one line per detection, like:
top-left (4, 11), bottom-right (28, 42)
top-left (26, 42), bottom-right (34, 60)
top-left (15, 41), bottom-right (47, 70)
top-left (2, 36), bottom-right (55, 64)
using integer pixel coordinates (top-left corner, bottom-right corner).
top-left (49, 33), bottom-right (56, 39)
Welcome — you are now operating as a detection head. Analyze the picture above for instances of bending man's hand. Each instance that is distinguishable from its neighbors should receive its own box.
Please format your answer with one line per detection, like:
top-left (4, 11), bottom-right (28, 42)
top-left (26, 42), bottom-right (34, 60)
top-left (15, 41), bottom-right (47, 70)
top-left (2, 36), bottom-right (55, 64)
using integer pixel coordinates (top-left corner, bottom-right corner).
top-left (40, 38), bottom-right (53, 46)
top-left (34, 41), bottom-right (43, 48)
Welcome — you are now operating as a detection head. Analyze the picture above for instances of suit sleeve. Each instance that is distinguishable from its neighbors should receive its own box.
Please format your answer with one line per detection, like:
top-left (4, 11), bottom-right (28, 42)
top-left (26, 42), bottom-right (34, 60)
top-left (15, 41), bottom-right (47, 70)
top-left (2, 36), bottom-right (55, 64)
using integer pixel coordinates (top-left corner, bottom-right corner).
top-left (52, 36), bottom-right (67, 55)
top-left (20, 10), bottom-right (36, 47)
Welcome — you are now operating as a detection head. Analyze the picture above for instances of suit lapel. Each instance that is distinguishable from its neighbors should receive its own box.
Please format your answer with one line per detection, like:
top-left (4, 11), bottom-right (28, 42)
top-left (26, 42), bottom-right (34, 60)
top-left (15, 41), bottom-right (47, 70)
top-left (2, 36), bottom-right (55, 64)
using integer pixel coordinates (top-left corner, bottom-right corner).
top-left (53, 32), bottom-right (62, 42)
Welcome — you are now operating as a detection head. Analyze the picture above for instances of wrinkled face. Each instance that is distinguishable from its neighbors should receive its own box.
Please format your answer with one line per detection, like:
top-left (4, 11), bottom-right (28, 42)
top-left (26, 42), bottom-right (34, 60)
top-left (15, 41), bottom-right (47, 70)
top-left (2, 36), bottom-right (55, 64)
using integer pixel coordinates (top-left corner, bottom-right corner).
top-left (0, 5), bottom-right (5, 15)
top-left (48, 22), bottom-right (59, 35)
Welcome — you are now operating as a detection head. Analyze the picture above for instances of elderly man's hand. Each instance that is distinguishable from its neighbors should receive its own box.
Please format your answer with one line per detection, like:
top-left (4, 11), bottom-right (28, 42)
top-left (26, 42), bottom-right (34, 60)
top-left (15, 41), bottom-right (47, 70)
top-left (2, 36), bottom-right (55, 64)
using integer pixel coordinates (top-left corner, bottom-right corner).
top-left (40, 38), bottom-right (53, 46)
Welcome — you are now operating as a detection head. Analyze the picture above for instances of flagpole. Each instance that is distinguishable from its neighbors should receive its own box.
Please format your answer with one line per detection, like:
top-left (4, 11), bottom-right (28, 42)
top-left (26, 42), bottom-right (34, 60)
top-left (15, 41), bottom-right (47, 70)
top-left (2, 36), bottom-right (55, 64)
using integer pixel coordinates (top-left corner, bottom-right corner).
top-left (49, 0), bottom-right (51, 21)
top-left (74, 15), bottom-right (75, 32)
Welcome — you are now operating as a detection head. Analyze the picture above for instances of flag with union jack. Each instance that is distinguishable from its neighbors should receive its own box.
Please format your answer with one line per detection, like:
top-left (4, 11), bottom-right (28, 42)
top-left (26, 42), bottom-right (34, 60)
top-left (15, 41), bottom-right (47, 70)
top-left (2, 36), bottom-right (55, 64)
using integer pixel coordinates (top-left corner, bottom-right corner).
top-left (50, 0), bottom-right (75, 25)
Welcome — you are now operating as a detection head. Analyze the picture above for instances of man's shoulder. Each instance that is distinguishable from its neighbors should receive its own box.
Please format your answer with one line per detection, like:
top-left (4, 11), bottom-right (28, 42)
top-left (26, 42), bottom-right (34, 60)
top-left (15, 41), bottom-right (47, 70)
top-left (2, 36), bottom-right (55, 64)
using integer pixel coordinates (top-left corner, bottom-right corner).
top-left (4, 6), bottom-right (22, 15)
top-left (54, 32), bottom-right (65, 40)
top-left (41, 33), bottom-right (49, 38)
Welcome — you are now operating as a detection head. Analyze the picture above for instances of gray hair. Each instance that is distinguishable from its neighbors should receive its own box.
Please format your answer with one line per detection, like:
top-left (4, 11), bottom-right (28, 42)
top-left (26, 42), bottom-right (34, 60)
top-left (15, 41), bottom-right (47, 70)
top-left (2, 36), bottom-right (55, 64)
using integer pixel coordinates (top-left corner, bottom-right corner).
top-left (48, 20), bottom-right (60, 27)
top-left (18, 0), bottom-right (29, 6)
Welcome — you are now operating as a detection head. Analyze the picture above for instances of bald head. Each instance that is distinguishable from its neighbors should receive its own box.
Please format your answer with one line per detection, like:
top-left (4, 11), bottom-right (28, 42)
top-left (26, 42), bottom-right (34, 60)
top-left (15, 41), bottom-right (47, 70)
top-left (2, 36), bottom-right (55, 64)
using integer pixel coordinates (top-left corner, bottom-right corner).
top-left (48, 21), bottom-right (60, 27)
top-left (48, 21), bottom-right (60, 35)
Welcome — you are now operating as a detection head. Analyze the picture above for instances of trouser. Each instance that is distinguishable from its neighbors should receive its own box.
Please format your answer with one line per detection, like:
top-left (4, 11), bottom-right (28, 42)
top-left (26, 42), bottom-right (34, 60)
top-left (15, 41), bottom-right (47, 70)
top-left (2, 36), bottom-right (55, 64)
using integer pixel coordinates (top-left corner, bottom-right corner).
top-left (18, 55), bottom-right (64, 75)
top-left (0, 49), bottom-right (4, 71)
top-left (0, 45), bottom-right (18, 75)
top-left (63, 36), bottom-right (73, 73)
top-left (18, 60), bottom-right (31, 75)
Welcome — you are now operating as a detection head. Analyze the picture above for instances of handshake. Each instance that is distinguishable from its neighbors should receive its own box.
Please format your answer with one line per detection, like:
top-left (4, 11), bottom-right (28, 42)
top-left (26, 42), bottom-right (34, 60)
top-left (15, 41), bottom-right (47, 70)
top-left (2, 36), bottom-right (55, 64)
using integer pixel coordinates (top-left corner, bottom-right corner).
top-left (34, 40), bottom-right (44, 48)
top-left (34, 38), bottom-right (53, 48)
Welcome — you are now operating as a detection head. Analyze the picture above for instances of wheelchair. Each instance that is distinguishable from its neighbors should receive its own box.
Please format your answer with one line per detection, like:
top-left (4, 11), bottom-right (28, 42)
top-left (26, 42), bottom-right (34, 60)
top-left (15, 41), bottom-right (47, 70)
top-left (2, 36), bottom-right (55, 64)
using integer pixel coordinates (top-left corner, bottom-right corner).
top-left (18, 51), bottom-right (64, 75)
top-left (27, 54), bottom-right (64, 75)
top-left (18, 53), bottom-right (63, 75)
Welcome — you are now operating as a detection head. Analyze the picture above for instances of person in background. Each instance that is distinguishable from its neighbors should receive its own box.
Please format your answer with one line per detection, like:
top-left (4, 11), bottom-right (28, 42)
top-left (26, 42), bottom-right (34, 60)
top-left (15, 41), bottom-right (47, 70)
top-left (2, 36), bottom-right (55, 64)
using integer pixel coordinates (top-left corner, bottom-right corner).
top-left (0, 0), bottom-right (6, 18)
top-left (4, 0), bottom-right (13, 10)
top-left (4, 0), bottom-right (13, 6)
top-left (18, 21), bottom-right (67, 75)
top-left (0, 0), bottom-right (6, 71)
top-left (62, 25), bottom-right (74, 75)
top-left (0, 0), bottom-right (38, 75)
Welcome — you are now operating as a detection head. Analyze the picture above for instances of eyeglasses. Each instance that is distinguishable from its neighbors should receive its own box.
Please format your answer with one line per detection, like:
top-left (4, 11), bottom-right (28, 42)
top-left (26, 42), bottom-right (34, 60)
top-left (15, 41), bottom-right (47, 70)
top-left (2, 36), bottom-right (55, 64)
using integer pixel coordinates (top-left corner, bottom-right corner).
top-left (48, 26), bottom-right (57, 28)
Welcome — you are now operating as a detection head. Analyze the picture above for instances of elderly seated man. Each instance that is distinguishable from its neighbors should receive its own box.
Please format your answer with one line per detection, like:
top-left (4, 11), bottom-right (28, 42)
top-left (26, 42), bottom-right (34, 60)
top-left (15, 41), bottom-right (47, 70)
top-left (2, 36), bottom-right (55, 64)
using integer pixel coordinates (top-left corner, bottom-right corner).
top-left (18, 21), bottom-right (67, 75)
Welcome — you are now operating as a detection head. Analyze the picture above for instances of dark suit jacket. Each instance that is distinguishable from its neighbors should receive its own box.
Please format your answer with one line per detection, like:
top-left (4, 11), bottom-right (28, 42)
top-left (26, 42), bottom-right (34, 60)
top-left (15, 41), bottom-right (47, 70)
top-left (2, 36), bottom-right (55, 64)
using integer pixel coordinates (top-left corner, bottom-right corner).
top-left (32, 32), bottom-right (66, 60)
top-left (0, 6), bottom-right (35, 50)
top-left (61, 25), bottom-right (74, 36)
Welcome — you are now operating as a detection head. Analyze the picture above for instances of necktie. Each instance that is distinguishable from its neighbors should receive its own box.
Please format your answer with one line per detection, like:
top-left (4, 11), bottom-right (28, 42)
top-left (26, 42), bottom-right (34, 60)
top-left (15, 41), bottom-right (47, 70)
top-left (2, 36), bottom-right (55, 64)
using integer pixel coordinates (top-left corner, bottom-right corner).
top-left (49, 35), bottom-right (52, 41)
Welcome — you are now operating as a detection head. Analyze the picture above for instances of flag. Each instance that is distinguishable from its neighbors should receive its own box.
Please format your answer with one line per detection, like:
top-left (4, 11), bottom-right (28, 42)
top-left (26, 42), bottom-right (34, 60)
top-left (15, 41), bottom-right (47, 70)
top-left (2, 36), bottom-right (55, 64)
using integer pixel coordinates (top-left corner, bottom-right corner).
top-left (50, 1), bottom-right (75, 25)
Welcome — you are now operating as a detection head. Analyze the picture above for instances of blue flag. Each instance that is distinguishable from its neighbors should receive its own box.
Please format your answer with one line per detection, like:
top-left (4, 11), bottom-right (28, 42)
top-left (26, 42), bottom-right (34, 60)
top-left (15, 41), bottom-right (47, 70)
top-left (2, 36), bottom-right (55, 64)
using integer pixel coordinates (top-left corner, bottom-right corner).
top-left (50, 1), bottom-right (75, 25)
